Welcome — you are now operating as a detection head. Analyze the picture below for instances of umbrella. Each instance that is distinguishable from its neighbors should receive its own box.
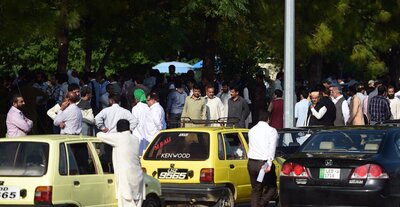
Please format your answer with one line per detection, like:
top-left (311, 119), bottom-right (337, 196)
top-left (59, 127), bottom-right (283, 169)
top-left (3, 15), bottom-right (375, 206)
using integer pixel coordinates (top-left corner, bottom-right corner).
top-left (152, 61), bottom-right (193, 73)
top-left (192, 60), bottom-right (203, 69)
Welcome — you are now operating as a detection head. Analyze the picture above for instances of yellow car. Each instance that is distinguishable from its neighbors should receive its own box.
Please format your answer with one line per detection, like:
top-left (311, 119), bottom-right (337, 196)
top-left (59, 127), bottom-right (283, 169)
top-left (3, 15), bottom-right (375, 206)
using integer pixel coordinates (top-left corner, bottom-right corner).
top-left (0, 135), bottom-right (163, 207)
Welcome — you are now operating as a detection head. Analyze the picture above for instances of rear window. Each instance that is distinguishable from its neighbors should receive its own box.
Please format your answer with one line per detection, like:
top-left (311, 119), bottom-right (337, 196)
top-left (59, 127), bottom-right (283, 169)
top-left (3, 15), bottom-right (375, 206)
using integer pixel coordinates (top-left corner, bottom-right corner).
top-left (301, 131), bottom-right (384, 154)
top-left (0, 142), bottom-right (49, 176)
top-left (143, 132), bottom-right (210, 160)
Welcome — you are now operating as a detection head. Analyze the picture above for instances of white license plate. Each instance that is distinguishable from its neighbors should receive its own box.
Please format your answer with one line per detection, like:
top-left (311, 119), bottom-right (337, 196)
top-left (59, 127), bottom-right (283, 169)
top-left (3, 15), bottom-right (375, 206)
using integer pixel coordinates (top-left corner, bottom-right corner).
top-left (0, 186), bottom-right (20, 200)
top-left (319, 168), bottom-right (340, 179)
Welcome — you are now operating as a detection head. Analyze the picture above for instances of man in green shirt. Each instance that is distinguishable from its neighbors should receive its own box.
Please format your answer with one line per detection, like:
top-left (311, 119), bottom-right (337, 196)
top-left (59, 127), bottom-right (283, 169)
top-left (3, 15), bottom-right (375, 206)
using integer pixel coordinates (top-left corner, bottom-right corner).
top-left (181, 84), bottom-right (206, 127)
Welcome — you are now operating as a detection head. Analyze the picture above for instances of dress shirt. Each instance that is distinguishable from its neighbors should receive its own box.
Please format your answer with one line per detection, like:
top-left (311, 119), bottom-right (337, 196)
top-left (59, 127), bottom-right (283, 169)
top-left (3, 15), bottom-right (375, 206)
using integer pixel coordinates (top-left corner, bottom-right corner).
top-left (54, 103), bottom-right (82, 135)
top-left (389, 98), bottom-right (400, 119)
top-left (166, 90), bottom-right (187, 114)
top-left (332, 95), bottom-right (350, 125)
top-left (217, 92), bottom-right (231, 118)
top-left (95, 104), bottom-right (134, 133)
top-left (47, 103), bottom-right (61, 120)
top-left (295, 99), bottom-right (311, 127)
top-left (368, 95), bottom-right (391, 123)
top-left (248, 121), bottom-right (278, 166)
top-left (6, 106), bottom-right (33, 137)
top-left (131, 102), bottom-right (151, 140)
top-left (145, 102), bottom-right (166, 142)
top-left (205, 96), bottom-right (224, 126)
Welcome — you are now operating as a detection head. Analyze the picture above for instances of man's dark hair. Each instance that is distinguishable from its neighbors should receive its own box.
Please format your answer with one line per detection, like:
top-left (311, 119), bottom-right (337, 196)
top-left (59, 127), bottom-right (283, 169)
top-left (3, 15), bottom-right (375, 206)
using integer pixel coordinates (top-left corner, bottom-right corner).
top-left (348, 85), bottom-right (357, 94)
top-left (222, 81), bottom-right (229, 87)
top-left (80, 86), bottom-right (92, 97)
top-left (147, 92), bottom-right (159, 101)
top-left (300, 89), bottom-right (309, 99)
top-left (274, 89), bottom-right (283, 98)
top-left (258, 110), bottom-right (270, 122)
top-left (377, 85), bottom-right (387, 95)
top-left (321, 87), bottom-right (330, 96)
top-left (68, 83), bottom-right (80, 92)
top-left (230, 85), bottom-right (240, 92)
top-left (117, 119), bottom-right (130, 132)
top-left (11, 94), bottom-right (23, 105)
top-left (193, 83), bottom-right (202, 90)
top-left (109, 95), bottom-right (121, 104)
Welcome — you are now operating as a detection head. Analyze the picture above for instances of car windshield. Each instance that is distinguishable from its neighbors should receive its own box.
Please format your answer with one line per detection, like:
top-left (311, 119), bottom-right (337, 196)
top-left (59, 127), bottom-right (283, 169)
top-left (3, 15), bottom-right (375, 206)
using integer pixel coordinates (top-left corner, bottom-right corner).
top-left (0, 142), bottom-right (49, 176)
top-left (278, 130), bottom-right (312, 147)
top-left (143, 132), bottom-right (210, 160)
top-left (301, 131), bottom-right (384, 154)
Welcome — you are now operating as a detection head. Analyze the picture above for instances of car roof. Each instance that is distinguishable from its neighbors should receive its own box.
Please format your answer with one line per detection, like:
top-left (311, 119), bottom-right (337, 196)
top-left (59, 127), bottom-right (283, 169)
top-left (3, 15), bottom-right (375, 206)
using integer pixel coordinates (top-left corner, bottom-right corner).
top-left (0, 134), bottom-right (99, 143)
top-left (160, 127), bottom-right (249, 133)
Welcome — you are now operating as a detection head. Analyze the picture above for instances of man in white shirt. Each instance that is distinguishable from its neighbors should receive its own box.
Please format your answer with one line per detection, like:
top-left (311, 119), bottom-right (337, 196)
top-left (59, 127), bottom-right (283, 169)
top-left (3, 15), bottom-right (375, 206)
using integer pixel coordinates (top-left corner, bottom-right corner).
top-left (216, 82), bottom-right (231, 118)
top-left (205, 85), bottom-right (224, 126)
top-left (54, 91), bottom-right (82, 135)
top-left (131, 89), bottom-right (151, 155)
top-left (97, 119), bottom-right (143, 207)
top-left (387, 86), bottom-right (400, 119)
top-left (295, 90), bottom-right (310, 127)
top-left (95, 95), bottom-right (134, 133)
top-left (247, 110), bottom-right (278, 207)
top-left (331, 87), bottom-right (350, 126)
top-left (145, 92), bottom-right (166, 146)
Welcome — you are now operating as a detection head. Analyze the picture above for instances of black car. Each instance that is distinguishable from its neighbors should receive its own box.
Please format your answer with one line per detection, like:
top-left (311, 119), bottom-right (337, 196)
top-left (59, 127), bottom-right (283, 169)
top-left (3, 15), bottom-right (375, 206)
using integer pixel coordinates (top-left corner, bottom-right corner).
top-left (280, 126), bottom-right (400, 207)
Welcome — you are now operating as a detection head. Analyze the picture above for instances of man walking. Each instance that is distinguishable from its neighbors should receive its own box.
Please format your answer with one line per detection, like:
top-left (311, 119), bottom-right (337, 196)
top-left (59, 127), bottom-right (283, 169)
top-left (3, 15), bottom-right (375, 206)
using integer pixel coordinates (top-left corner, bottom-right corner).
top-left (6, 94), bottom-right (33, 137)
top-left (97, 119), bottom-right (143, 207)
top-left (247, 110), bottom-right (278, 207)
top-left (54, 91), bottom-right (83, 135)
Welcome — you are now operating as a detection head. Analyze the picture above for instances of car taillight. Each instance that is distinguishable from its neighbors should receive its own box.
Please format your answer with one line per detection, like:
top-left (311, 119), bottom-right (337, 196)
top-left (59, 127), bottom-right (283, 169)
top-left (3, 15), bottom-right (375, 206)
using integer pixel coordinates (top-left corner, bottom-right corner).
top-left (34, 186), bottom-right (52, 204)
top-left (280, 162), bottom-right (308, 177)
top-left (351, 164), bottom-right (388, 179)
top-left (200, 168), bottom-right (214, 183)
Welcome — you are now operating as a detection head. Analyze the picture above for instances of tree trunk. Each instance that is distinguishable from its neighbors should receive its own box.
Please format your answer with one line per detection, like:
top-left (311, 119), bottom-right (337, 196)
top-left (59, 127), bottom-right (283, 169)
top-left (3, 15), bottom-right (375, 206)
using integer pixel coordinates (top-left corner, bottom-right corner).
top-left (308, 54), bottom-right (323, 87)
top-left (388, 46), bottom-right (400, 89)
top-left (56, 2), bottom-right (69, 73)
top-left (203, 17), bottom-right (218, 82)
top-left (97, 35), bottom-right (117, 75)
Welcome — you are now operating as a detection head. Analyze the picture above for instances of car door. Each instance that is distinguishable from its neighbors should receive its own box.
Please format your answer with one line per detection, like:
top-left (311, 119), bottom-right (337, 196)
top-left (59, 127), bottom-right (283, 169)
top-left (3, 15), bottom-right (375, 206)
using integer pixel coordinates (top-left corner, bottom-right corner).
top-left (221, 132), bottom-right (251, 202)
top-left (91, 141), bottom-right (117, 206)
top-left (59, 142), bottom-right (106, 206)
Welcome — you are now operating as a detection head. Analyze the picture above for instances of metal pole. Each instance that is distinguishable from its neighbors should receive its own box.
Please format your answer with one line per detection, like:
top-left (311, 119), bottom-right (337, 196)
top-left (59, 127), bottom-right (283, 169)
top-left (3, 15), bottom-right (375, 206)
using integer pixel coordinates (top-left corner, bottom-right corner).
top-left (284, 0), bottom-right (295, 128)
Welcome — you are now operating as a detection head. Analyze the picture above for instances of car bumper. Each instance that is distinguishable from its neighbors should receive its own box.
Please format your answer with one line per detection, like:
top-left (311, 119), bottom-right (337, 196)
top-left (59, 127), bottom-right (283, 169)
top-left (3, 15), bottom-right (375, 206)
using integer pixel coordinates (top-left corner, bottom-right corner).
top-left (280, 178), bottom-right (394, 207)
top-left (161, 183), bottom-right (227, 203)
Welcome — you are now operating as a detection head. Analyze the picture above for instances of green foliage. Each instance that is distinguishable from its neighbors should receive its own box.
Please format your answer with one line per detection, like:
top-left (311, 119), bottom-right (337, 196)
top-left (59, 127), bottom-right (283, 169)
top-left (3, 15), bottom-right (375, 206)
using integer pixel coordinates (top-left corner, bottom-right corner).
top-left (307, 23), bottom-right (333, 54)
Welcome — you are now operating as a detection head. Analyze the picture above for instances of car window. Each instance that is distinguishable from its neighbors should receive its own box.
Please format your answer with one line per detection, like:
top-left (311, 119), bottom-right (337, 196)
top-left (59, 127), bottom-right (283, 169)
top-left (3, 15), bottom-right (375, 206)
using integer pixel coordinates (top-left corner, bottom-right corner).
top-left (301, 131), bottom-right (384, 153)
top-left (218, 133), bottom-right (225, 160)
top-left (59, 143), bottom-right (67, 175)
top-left (223, 133), bottom-right (247, 160)
top-left (278, 131), bottom-right (310, 147)
top-left (143, 132), bottom-right (210, 160)
top-left (395, 136), bottom-right (400, 152)
top-left (0, 142), bottom-right (49, 176)
top-left (92, 142), bottom-right (114, 173)
top-left (67, 143), bottom-right (97, 175)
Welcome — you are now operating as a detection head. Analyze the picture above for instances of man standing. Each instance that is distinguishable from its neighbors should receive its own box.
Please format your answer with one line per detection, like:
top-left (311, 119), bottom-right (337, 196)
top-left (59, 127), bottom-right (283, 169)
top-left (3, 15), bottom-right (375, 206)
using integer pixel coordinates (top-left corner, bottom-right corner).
top-left (247, 110), bottom-right (278, 207)
top-left (6, 94), bottom-right (33, 137)
top-left (97, 119), bottom-right (143, 207)
top-left (331, 87), bottom-right (350, 126)
top-left (216, 82), bottom-right (231, 118)
top-left (387, 85), bottom-right (400, 120)
top-left (77, 86), bottom-right (95, 136)
top-left (347, 86), bottom-right (365, 125)
top-left (368, 85), bottom-right (391, 125)
top-left (181, 84), bottom-right (207, 126)
top-left (307, 91), bottom-right (335, 126)
top-left (227, 86), bottom-right (250, 128)
top-left (131, 89), bottom-right (151, 155)
top-left (205, 85), bottom-right (224, 126)
top-left (54, 91), bottom-right (83, 135)
top-left (95, 95), bottom-right (133, 133)
top-left (295, 90), bottom-right (310, 127)
top-left (166, 82), bottom-right (187, 128)
top-left (145, 92), bottom-right (166, 145)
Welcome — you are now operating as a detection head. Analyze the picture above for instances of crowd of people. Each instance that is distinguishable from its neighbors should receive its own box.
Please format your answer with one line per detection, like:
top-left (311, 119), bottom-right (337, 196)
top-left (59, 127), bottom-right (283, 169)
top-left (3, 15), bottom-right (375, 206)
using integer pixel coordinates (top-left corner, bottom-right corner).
top-left (2, 66), bottom-right (400, 144)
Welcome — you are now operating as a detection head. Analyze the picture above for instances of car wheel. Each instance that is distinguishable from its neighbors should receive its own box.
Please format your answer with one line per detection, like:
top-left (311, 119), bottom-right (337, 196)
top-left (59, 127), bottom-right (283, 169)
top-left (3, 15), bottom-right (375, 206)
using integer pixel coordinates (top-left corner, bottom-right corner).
top-left (143, 194), bottom-right (161, 207)
top-left (213, 187), bottom-right (234, 207)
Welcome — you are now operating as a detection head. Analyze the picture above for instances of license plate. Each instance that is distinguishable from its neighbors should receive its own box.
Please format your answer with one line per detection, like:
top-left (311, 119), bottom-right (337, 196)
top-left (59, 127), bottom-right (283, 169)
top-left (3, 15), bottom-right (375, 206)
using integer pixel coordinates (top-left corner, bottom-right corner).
top-left (0, 186), bottom-right (20, 200)
top-left (158, 168), bottom-right (188, 180)
top-left (319, 168), bottom-right (340, 179)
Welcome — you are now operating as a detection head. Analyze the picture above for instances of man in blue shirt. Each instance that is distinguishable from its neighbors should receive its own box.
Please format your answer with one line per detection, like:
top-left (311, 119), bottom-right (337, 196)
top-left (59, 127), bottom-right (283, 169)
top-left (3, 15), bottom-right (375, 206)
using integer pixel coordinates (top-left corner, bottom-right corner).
top-left (166, 82), bottom-right (187, 128)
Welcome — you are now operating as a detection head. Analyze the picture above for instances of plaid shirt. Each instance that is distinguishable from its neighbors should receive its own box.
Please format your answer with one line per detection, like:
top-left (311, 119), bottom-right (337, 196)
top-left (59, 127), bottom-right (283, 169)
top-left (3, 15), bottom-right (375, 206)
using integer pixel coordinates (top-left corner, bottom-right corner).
top-left (368, 95), bottom-right (391, 123)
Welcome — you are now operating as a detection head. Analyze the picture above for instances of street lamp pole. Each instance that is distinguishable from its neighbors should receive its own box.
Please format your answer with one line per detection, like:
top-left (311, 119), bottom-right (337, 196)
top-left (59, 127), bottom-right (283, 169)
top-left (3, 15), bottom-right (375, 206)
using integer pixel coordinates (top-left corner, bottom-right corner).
top-left (284, 0), bottom-right (295, 128)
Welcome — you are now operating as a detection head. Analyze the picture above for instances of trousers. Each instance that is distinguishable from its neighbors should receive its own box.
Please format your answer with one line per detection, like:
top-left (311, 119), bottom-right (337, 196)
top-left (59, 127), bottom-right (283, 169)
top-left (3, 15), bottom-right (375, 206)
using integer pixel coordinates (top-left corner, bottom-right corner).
top-left (247, 159), bottom-right (277, 207)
